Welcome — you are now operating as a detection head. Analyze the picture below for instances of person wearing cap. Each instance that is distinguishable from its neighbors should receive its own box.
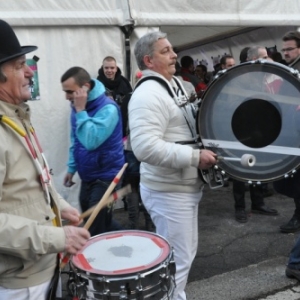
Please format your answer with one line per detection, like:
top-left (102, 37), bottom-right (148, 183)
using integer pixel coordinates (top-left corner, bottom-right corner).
top-left (61, 66), bottom-right (125, 236)
top-left (0, 19), bottom-right (90, 300)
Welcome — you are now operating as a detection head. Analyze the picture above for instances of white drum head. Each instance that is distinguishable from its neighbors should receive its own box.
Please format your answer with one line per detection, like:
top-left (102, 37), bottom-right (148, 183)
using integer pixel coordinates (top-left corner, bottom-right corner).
top-left (71, 230), bottom-right (171, 275)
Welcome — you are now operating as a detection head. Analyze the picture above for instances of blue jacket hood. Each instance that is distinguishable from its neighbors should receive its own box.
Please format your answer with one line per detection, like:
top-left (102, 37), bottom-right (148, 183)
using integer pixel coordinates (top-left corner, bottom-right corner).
top-left (87, 79), bottom-right (106, 102)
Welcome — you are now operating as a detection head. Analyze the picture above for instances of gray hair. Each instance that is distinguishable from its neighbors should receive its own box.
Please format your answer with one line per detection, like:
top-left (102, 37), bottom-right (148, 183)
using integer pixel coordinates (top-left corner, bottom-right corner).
top-left (247, 46), bottom-right (265, 61)
top-left (134, 31), bottom-right (167, 70)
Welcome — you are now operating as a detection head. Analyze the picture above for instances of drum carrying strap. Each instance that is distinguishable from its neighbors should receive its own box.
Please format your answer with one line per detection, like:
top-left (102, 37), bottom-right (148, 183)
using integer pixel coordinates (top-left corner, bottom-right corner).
top-left (135, 75), bottom-right (211, 185)
top-left (46, 254), bottom-right (61, 300)
top-left (135, 75), bottom-right (200, 145)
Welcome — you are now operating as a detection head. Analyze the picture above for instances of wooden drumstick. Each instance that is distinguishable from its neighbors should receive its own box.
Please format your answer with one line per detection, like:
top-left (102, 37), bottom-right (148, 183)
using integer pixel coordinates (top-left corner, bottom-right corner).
top-left (60, 163), bottom-right (128, 269)
top-left (65, 184), bottom-right (132, 225)
top-left (83, 163), bottom-right (128, 230)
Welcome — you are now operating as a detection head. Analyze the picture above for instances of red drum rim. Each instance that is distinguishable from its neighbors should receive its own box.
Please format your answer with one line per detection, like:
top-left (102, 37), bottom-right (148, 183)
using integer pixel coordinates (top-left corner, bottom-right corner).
top-left (71, 230), bottom-right (171, 275)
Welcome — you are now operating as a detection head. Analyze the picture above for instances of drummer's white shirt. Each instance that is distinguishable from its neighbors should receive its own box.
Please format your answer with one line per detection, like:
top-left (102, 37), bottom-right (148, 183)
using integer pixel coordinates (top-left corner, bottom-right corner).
top-left (129, 69), bottom-right (203, 193)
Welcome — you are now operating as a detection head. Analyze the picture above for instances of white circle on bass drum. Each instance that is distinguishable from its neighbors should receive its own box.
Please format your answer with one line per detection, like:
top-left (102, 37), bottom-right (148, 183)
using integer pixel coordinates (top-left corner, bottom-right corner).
top-left (198, 60), bottom-right (300, 183)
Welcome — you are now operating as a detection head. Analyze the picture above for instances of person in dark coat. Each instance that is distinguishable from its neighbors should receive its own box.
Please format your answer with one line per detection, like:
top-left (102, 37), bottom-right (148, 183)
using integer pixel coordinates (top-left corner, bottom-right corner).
top-left (274, 31), bottom-right (300, 234)
top-left (281, 31), bottom-right (300, 283)
top-left (97, 56), bottom-right (132, 105)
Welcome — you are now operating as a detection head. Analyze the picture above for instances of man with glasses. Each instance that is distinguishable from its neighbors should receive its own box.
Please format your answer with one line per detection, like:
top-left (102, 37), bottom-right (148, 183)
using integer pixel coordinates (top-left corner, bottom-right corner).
top-left (277, 31), bottom-right (300, 282)
top-left (273, 31), bottom-right (300, 235)
top-left (281, 31), bottom-right (300, 68)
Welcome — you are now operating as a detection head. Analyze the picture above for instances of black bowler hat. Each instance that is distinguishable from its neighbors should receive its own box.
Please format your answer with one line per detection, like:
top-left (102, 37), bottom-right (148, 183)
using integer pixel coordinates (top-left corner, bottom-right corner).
top-left (0, 19), bottom-right (37, 64)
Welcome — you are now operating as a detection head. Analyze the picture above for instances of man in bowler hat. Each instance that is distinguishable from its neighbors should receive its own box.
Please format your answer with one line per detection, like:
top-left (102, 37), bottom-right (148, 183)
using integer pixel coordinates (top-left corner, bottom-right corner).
top-left (0, 19), bottom-right (90, 300)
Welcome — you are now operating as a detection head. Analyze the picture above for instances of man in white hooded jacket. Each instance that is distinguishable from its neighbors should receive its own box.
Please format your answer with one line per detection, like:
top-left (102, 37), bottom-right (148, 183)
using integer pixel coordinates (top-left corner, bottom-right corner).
top-left (128, 31), bottom-right (217, 300)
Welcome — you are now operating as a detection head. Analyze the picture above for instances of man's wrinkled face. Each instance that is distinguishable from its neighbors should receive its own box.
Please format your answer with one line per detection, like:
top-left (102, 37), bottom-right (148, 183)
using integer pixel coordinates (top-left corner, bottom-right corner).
top-left (0, 55), bottom-right (34, 105)
top-left (145, 38), bottom-right (177, 81)
top-left (103, 60), bottom-right (117, 80)
top-left (282, 40), bottom-right (300, 64)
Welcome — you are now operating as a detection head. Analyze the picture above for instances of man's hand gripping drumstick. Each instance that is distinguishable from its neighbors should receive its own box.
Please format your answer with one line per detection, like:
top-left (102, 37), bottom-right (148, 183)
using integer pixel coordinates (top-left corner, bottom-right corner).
top-left (60, 163), bottom-right (128, 269)
top-left (198, 149), bottom-right (217, 169)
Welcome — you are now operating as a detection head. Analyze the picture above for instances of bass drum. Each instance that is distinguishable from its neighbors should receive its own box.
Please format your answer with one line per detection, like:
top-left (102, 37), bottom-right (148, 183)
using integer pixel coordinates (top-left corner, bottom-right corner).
top-left (198, 60), bottom-right (300, 183)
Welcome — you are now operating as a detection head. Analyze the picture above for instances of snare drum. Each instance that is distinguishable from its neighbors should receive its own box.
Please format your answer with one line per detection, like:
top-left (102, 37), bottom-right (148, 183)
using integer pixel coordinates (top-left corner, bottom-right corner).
top-left (70, 230), bottom-right (176, 300)
top-left (198, 60), bottom-right (300, 183)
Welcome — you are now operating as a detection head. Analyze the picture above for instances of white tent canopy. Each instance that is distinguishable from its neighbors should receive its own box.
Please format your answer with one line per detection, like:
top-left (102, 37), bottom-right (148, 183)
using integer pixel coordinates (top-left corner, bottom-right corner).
top-left (128, 0), bottom-right (300, 48)
top-left (1, 0), bottom-right (299, 208)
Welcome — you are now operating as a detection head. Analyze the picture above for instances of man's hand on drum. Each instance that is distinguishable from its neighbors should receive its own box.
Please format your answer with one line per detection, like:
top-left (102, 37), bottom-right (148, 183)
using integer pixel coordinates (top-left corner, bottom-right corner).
top-left (198, 150), bottom-right (217, 169)
top-left (63, 226), bottom-right (90, 255)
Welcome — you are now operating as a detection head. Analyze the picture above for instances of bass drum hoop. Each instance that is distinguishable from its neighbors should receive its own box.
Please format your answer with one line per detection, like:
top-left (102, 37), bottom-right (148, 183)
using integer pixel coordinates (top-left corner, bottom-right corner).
top-left (198, 60), bottom-right (300, 183)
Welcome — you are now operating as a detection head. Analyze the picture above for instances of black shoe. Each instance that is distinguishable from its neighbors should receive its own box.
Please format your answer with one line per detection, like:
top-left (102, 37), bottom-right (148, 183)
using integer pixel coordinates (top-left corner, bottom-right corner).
top-left (280, 216), bottom-right (300, 233)
top-left (235, 209), bottom-right (248, 223)
top-left (286, 265), bottom-right (300, 281)
top-left (251, 205), bottom-right (278, 216)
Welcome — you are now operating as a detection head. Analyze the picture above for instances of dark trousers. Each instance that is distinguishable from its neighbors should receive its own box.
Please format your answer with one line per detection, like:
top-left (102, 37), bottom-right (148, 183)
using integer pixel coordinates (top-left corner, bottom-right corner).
top-left (122, 151), bottom-right (153, 230)
top-left (233, 179), bottom-right (264, 210)
top-left (288, 234), bottom-right (300, 268)
top-left (273, 172), bottom-right (300, 219)
top-left (79, 179), bottom-right (123, 236)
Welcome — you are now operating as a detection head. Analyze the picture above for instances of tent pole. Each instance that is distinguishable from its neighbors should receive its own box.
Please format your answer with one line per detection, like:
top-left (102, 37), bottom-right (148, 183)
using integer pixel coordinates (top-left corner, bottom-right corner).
top-left (120, 24), bottom-right (134, 80)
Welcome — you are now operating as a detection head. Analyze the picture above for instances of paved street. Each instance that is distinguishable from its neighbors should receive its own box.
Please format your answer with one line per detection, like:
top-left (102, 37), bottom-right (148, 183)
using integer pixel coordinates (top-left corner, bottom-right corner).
top-left (187, 183), bottom-right (300, 300)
